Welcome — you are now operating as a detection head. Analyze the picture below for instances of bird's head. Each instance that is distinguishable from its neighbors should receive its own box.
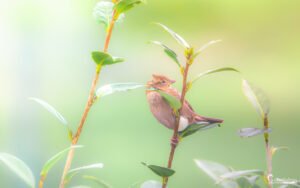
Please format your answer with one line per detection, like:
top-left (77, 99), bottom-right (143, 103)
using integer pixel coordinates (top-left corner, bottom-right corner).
top-left (146, 74), bottom-right (176, 89)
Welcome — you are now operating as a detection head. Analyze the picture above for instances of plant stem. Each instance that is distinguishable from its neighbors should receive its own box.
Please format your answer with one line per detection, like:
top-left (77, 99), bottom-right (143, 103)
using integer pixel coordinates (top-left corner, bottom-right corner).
top-left (162, 57), bottom-right (192, 188)
top-left (264, 116), bottom-right (273, 188)
top-left (55, 11), bottom-right (117, 188)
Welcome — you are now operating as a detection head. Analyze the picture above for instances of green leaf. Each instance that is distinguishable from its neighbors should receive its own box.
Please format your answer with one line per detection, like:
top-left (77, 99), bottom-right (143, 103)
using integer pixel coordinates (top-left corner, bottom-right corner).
top-left (194, 159), bottom-right (238, 188)
top-left (82, 175), bottom-right (112, 188)
top-left (193, 40), bottom-right (222, 59)
top-left (220, 169), bottom-right (264, 180)
top-left (114, 0), bottom-right (146, 18)
top-left (93, 1), bottom-right (124, 26)
top-left (150, 41), bottom-right (180, 67)
top-left (64, 163), bottom-right (104, 185)
top-left (40, 145), bottom-right (83, 181)
top-left (156, 23), bottom-right (190, 49)
top-left (242, 80), bottom-right (270, 119)
top-left (141, 180), bottom-right (164, 188)
top-left (142, 162), bottom-right (175, 177)
top-left (91, 51), bottom-right (125, 66)
top-left (96, 83), bottom-right (145, 98)
top-left (157, 90), bottom-right (181, 110)
top-left (179, 123), bottom-right (220, 138)
top-left (238, 127), bottom-right (271, 138)
top-left (236, 176), bottom-right (260, 188)
top-left (191, 67), bottom-right (239, 84)
top-left (0, 153), bottom-right (35, 188)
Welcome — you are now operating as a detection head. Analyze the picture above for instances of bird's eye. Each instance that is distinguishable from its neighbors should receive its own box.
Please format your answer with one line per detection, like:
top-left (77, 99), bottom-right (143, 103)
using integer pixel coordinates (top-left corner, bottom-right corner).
top-left (161, 80), bottom-right (166, 84)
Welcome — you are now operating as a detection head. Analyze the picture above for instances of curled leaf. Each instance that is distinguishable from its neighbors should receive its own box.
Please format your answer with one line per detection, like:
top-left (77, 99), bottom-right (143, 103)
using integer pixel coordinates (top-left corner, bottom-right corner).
top-left (242, 80), bottom-right (270, 119)
top-left (0, 153), bottom-right (35, 188)
top-left (150, 41), bottom-right (181, 67)
top-left (156, 23), bottom-right (190, 49)
top-left (191, 67), bottom-right (239, 84)
top-left (96, 83), bottom-right (145, 99)
top-left (93, 1), bottom-right (124, 27)
top-left (142, 162), bottom-right (175, 177)
top-left (91, 51), bottom-right (125, 66)
top-left (238, 127), bottom-right (271, 138)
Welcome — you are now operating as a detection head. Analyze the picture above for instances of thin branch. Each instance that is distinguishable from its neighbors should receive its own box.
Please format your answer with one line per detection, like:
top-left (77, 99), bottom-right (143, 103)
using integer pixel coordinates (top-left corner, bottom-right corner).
top-left (264, 116), bottom-right (273, 188)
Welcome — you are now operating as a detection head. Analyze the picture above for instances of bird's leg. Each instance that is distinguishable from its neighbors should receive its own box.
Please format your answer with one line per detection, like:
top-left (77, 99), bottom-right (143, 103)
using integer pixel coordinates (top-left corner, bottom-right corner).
top-left (170, 135), bottom-right (179, 147)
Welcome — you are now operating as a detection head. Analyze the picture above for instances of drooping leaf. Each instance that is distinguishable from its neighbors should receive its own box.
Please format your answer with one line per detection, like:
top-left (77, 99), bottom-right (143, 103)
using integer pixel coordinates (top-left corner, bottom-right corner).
top-left (91, 51), bottom-right (124, 66)
top-left (142, 162), bottom-right (175, 177)
top-left (220, 169), bottom-right (264, 180)
top-left (179, 123), bottom-right (220, 138)
top-left (29, 97), bottom-right (69, 127)
top-left (157, 90), bottom-right (181, 110)
top-left (150, 41), bottom-right (180, 67)
top-left (114, 0), bottom-right (146, 19)
top-left (194, 159), bottom-right (238, 188)
top-left (40, 145), bottom-right (83, 182)
top-left (93, 1), bottom-right (124, 26)
top-left (96, 83), bottom-right (145, 99)
top-left (140, 180), bottom-right (164, 188)
top-left (238, 127), bottom-right (272, 138)
top-left (242, 80), bottom-right (270, 119)
top-left (191, 67), bottom-right (239, 84)
top-left (0, 153), bottom-right (35, 188)
top-left (271, 146), bottom-right (289, 156)
top-left (156, 23), bottom-right (190, 49)
top-left (82, 175), bottom-right (112, 188)
top-left (64, 163), bottom-right (104, 185)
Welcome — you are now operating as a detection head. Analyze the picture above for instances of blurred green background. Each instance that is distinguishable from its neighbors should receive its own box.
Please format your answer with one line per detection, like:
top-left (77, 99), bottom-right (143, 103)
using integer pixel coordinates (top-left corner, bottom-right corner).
top-left (1, 0), bottom-right (300, 187)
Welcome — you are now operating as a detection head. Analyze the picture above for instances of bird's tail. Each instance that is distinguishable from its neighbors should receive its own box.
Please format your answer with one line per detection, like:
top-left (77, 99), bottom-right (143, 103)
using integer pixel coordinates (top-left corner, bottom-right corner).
top-left (194, 115), bottom-right (223, 125)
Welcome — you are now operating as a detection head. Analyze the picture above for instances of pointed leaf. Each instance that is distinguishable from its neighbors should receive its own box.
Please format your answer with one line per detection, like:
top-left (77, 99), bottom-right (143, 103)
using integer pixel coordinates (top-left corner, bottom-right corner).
top-left (157, 90), bottom-right (181, 110)
top-left (194, 159), bottom-right (238, 188)
top-left (93, 1), bottom-right (124, 26)
top-left (0, 153), bottom-right (35, 188)
top-left (96, 83), bottom-right (145, 98)
top-left (193, 40), bottom-right (222, 59)
top-left (242, 80), bottom-right (270, 119)
top-left (64, 163), bottom-right (104, 185)
top-left (179, 123), bottom-right (220, 138)
top-left (220, 169), bottom-right (264, 180)
top-left (156, 23), bottom-right (190, 49)
top-left (191, 67), bottom-right (239, 84)
top-left (142, 162), bottom-right (175, 177)
top-left (82, 175), bottom-right (112, 188)
top-left (40, 145), bottom-right (83, 181)
top-left (91, 51), bottom-right (124, 66)
top-left (271, 146), bottom-right (289, 156)
top-left (141, 180), bottom-right (164, 188)
top-left (150, 41), bottom-right (180, 67)
top-left (114, 0), bottom-right (146, 19)
top-left (238, 127), bottom-right (271, 138)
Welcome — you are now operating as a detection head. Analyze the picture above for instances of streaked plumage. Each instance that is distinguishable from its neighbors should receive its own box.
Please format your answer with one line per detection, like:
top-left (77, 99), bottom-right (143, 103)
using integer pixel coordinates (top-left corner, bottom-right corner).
top-left (146, 74), bottom-right (223, 131)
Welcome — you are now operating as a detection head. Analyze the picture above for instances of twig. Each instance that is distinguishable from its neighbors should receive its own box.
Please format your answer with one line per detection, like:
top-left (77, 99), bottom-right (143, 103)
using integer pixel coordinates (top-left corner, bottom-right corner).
top-left (264, 115), bottom-right (273, 188)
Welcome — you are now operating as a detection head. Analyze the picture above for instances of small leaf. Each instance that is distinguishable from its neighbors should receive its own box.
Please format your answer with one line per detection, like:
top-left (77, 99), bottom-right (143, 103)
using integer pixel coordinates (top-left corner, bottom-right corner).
top-left (114, 0), bottom-right (146, 19)
top-left (220, 169), bottom-right (264, 180)
top-left (179, 123), bottom-right (220, 138)
top-left (242, 80), bottom-right (270, 119)
top-left (271, 146), bottom-right (289, 156)
top-left (150, 41), bottom-right (180, 67)
top-left (40, 145), bottom-right (83, 181)
top-left (194, 159), bottom-right (238, 188)
top-left (91, 51), bottom-right (124, 66)
top-left (157, 90), bottom-right (181, 110)
top-left (142, 162), bottom-right (175, 177)
top-left (64, 163), bottom-right (104, 185)
top-left (96, 83), bottom-right (145, 98)
top-left (93, 1), bottom-right (124, 26)
top-left (140, 180), bottom-right (164, 188)
top-left (156, 23), bottom-right (190, 49)
top-left (191, 67), bottom-right (239, 84)
top-left (0, 153), bottom-right (35, 188)
top-left (82, 175), bottom-right (112, 188)
top-left (238, 127), bottom-right (272, 138)
top-left (193, 40), bottom-right (222, 59)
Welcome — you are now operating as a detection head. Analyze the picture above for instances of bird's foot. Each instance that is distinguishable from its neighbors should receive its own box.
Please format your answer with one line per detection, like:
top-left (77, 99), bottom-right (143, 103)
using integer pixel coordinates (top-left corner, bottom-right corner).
top-left (170, 136), bottom-right (179, 147)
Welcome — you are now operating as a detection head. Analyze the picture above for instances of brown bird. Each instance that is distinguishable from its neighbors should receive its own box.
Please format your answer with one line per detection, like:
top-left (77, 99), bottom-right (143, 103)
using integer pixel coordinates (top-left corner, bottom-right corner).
top-left (146, 74), bottom-right (223, 131)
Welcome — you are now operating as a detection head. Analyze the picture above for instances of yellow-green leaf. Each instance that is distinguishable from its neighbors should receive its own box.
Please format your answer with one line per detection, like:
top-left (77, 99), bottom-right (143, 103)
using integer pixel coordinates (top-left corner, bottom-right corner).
top-left (91, 51), bottom-right (124, 66)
